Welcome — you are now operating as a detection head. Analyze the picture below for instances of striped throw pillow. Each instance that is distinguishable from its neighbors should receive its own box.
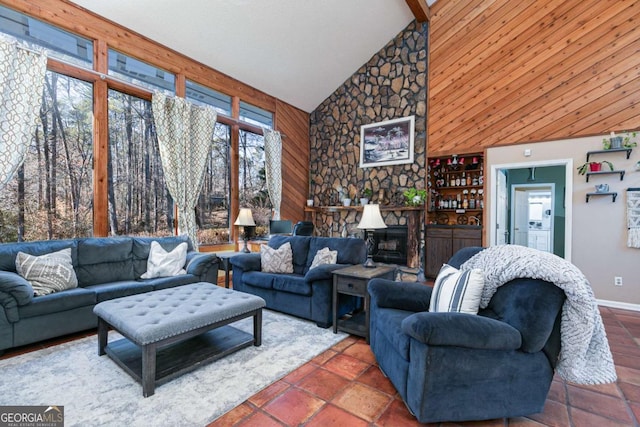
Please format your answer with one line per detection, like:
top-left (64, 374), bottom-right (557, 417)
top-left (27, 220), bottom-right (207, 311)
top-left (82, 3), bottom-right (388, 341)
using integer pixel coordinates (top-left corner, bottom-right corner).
top-left (429, 264), bottom-right (484, 314)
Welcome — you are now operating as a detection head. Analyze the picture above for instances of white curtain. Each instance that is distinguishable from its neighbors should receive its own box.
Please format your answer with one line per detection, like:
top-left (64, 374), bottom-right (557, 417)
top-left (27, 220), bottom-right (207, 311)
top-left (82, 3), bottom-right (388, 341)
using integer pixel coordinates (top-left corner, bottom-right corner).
top-left (152, 92), bottom-right (217, 249)
top-left (0, 41), bottom-right (47, 190)
top-left (264, 129), bottom-right (282, 219)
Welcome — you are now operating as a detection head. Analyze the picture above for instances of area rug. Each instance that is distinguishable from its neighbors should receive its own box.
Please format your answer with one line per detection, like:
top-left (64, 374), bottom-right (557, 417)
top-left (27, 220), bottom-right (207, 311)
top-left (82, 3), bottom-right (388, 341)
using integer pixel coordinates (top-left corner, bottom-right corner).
top-left (0, 310), bottom-right (347, 426)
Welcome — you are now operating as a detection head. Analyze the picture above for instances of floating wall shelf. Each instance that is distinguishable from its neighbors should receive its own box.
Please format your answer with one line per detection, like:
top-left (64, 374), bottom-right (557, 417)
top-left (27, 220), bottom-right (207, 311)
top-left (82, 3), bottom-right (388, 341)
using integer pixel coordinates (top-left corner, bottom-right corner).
top-left (586, 192), bottom-right (617, 203)
top-left (585, 170), bottom-right (625, 182)
top-left (586, 147), bottom-right (633, 161)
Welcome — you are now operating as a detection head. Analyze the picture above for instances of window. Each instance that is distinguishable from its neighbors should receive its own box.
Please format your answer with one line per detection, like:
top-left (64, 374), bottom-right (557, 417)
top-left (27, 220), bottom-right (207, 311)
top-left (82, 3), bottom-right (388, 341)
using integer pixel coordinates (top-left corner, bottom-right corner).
top-left (0, 72), bottom-right (93, 242)
top-left (108, 49), bottom-right (175, 93)
top-left (0, 5), bottom-right (93, 66)
top-left (239, 130), bottom-right (269, 233)
top-left (107, 89), bottom-right (173, 236)
top-left (186, 80), bottom-right (231, 116)
top-left (239, 101), bottom-right (273, 129)
top-left (196, 123), bottom-right (231, 244)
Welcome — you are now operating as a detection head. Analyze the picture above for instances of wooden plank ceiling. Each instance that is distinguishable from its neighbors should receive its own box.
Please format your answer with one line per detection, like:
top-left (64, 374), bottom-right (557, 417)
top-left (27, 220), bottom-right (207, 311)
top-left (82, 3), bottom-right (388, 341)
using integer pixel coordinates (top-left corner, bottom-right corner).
top-left (427, 0), bottom-right (640, 156)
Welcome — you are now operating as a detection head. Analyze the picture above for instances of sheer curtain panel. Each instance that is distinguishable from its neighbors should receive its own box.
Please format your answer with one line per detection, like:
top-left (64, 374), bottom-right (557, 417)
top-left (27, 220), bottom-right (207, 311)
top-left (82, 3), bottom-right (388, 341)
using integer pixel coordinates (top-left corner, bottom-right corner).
top-left (0, 40), bottom-right (47, 190)
top-left (152, 92), bottom-right (217, 249)
top-left (264, 129), bottom-right (282, 220)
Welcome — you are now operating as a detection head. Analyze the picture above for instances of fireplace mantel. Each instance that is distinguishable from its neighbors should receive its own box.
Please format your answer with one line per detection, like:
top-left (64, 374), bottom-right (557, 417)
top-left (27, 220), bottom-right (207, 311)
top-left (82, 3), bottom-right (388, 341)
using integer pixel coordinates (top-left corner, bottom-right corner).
top-left (304, 205), bottom-right (424, 268)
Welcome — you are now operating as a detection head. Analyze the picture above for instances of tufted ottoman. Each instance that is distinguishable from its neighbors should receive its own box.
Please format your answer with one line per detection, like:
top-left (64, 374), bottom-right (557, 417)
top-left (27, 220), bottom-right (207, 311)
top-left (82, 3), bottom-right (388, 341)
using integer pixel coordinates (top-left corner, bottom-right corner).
top-left (93, 282), bottom-right (266, 397)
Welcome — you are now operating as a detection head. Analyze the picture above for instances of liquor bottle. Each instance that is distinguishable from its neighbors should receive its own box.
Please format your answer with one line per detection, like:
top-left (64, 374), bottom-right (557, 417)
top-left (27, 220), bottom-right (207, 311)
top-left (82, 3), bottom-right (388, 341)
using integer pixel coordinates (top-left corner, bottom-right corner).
top-left (455, 174), bottom-right (461, 186)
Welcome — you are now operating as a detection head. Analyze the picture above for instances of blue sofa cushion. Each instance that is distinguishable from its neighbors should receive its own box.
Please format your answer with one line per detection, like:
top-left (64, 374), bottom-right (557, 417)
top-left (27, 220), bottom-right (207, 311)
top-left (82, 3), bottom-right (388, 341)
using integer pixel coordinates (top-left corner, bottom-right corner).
top-left (273, 274), bottom-right (310, 296)
top-left (18, 287), bottom-right (96, 318)
top-left (305, 237), bottom-right (366, 273)
top-left (268, 235), bottom-right (311, 275)
top-left (243, 271), bottom-right (275, 289)
top-left (480, 278), bottom-right (566, 353)
top-left (84, 280), bottom-right (153, 302)
top-left (76, 238), bottom-right (134, 286)
top-left (0, 239), bottom-right (78, 272)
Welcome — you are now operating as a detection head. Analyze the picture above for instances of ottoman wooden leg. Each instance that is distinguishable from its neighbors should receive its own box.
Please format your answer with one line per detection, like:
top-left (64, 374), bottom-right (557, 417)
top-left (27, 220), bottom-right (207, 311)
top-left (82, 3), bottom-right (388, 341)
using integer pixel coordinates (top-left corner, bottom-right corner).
top-left (142, 343), bottom-right (157, 397)
top-left (97, 318), bottom-right (108, 356)
top-left (253, 309), bottom-right (262, 347)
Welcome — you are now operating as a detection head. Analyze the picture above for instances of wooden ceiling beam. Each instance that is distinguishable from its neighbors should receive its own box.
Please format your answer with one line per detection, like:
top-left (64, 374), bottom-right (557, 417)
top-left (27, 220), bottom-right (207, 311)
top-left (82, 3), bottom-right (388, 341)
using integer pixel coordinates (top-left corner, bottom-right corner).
top-left (405, 0), bottom-right (430, 22)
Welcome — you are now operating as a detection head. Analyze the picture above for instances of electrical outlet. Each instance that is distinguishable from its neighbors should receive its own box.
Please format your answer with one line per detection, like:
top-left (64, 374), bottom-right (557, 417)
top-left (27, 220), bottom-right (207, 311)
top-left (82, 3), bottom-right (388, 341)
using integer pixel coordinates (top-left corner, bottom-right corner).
top-left (614, 276), bottom-right (623, 286)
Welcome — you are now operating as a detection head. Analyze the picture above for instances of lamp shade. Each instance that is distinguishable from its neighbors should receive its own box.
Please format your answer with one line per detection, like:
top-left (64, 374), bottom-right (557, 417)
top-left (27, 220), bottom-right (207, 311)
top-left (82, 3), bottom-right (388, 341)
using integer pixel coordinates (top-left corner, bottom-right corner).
top-left (234, 208), bottom-right (256, 226)
top-left (357, 204), bottom-right (387, 230)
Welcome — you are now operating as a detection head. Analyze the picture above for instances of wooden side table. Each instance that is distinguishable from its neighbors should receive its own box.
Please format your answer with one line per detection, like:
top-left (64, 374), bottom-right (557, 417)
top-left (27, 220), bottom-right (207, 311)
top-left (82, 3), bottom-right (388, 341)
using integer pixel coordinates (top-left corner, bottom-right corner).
top-left (216, 251), bottom-right (243, 288)
top-left (332, 264), bottom-right (396, 343)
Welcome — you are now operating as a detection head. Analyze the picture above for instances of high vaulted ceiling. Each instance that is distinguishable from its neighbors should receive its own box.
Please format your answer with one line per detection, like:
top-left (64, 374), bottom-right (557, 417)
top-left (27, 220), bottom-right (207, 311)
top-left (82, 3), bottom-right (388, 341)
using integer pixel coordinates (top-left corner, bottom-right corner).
top-left (69, 0), bottom-right (433, 113)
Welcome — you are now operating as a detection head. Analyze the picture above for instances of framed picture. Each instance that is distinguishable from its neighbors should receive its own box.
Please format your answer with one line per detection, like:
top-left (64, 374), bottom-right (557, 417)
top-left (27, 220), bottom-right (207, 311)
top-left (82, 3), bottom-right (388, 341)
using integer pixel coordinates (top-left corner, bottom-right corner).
top-left (359, 116), bottom-right (415, 168)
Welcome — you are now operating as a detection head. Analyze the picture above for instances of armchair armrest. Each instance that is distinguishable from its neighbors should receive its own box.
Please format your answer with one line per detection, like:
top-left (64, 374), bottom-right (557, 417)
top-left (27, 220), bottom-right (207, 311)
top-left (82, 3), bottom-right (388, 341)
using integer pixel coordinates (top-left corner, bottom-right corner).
top-left (0, 271), bottom-right (34, 323)
top-left (368, 279), bottom-right (432, 313)
top-left (402, 312), bottom-right (522, 350)
top-left (304, 263), bottom-right (350, 282)
top-left (185, 252), bottom-right (219, 277)
top-left (229, 253), bottom-right (261, 272)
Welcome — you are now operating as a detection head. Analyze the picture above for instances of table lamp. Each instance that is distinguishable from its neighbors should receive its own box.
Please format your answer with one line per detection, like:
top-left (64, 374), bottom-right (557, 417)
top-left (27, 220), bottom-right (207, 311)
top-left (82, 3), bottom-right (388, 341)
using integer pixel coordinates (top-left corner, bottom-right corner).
top-left (234, 208), bottom-right (256, 253)
top-left (357, 204), bottom-right (387, 268)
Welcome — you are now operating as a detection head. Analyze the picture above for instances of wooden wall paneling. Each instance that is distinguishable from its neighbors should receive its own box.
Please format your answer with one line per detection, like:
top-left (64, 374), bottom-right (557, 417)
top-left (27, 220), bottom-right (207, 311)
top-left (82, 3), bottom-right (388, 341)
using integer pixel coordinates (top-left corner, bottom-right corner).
top-left (428, 0), bottom-right (485, 53)
top-left (427, 0), bottom-right (640, 155)
top-left (432, 0), bottom-right (615, 122)
top-left (430, 0), bottom-right (537, 92)
top-left (438, 1), bottom-right (632, 148)
top-left (462, 7), bottom-right (639, 146)
top-left (432, 0), bottom-right (625, 146)
top-left (275, 100), bottom-right (310, 223)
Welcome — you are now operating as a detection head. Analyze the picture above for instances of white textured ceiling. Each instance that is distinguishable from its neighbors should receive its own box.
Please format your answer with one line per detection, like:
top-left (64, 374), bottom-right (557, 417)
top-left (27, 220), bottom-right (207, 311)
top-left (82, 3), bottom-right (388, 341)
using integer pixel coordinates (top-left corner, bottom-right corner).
top-left (69, 0), bottom-right (425, 112)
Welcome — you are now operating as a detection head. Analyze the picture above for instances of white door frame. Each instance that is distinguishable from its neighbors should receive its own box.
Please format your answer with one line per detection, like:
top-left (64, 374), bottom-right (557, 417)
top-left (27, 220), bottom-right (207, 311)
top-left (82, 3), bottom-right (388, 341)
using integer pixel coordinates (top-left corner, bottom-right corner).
top-left (489, 158), bottom-right (573, 261)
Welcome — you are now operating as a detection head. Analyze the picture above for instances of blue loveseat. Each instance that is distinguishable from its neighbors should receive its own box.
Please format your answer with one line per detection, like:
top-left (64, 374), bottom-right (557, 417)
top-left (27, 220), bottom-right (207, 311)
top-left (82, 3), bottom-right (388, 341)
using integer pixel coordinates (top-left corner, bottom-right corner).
top-left (368, 247), bottom-right (566, 423)
top-left (0, 235), bottom-right (219, 353)
top-left (230, 235), bottom-right (367, 327)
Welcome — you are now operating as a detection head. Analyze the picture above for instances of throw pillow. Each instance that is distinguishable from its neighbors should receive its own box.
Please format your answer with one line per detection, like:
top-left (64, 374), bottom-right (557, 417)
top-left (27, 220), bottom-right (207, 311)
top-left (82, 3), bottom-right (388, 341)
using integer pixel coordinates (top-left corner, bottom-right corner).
top-left (15, 248), bottom-right (78, 296)
top-left (261, 242), bottom-right (294, 273)
top-left (140, 241), bottom-right (187, 279)
top-left (429, 264), bottom-right (484, 314)
top-left (310, 247), bottom-right (338, 269)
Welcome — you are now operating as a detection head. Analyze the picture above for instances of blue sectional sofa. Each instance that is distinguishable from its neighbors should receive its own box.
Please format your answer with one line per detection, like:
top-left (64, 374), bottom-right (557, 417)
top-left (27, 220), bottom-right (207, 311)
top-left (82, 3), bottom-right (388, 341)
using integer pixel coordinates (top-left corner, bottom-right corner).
top-left (230, 235), bottom-right (367, 327)
top-left (0, 235), bottom-right (219, 353)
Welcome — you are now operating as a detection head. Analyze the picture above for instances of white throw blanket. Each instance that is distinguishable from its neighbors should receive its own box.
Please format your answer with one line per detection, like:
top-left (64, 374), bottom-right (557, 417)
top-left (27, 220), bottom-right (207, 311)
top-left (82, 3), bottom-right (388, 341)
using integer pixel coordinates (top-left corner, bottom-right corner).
top-left (460, 245), bottom-right (617, 385)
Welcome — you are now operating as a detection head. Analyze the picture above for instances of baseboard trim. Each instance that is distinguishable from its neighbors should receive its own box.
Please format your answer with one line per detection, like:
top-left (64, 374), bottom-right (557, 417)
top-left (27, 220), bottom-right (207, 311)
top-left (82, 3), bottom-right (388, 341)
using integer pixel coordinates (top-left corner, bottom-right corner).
top-left (596, 299), bottom-right (640, 312)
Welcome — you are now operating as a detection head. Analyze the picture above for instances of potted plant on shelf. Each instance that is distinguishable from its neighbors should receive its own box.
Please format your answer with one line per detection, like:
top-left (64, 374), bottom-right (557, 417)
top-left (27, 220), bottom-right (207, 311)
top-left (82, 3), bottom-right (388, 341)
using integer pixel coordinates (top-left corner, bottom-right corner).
top-left (602, 131), bottom-right (637, 150)
top-left (403, 188), bottom-right (427, 206)
top-left (360, 187), bottom-right (373, 205)
top-left (577, 160), bottom-right (614, 175)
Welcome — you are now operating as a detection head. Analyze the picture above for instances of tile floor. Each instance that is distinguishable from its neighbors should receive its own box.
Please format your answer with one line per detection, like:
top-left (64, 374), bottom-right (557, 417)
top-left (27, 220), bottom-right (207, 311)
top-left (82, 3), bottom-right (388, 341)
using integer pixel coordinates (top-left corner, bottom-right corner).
top-left (2, 306), bottom-right (639, 426)
top-left (208, 306), bottom-right (640, 427)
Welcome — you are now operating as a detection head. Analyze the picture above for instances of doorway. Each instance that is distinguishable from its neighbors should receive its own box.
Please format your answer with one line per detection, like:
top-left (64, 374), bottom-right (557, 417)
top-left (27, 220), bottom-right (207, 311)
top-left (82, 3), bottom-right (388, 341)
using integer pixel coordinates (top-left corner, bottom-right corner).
top-left (511, 184), bottom-right (554, 253)
top-left (489, 160), bottom-right (572, 260)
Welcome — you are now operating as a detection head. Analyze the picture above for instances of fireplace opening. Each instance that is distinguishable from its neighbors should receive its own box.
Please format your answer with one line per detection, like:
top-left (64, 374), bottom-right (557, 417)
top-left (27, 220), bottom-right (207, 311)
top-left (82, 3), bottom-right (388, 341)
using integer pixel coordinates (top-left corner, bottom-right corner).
top-left (372, 225), bottom-right (408, 265)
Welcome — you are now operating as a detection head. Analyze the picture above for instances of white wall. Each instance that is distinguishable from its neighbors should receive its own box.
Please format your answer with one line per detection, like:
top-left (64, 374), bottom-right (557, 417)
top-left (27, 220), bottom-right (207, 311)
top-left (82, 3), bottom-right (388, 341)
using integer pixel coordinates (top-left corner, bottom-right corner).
top-left (486, 134), bottom-right (640, 307)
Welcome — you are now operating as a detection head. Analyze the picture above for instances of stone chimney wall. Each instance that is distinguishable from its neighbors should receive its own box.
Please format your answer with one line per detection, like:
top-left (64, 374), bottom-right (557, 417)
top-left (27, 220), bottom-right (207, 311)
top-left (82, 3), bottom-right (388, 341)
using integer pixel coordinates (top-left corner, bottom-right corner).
top-left (309, 21), bottom-right (428, 236)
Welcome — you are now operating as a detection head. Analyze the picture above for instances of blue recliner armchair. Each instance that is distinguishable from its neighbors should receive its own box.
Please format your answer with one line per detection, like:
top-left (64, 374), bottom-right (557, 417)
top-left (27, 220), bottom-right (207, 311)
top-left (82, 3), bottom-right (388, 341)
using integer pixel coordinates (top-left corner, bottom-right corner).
top-left (368, 247), bottom-right (566, 423)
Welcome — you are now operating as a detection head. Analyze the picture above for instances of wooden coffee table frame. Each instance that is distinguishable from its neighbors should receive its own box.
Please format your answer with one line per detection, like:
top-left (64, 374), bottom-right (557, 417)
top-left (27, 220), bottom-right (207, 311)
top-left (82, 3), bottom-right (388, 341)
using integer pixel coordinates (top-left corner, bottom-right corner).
top-left (97, 308), bottom-right (262, 397)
